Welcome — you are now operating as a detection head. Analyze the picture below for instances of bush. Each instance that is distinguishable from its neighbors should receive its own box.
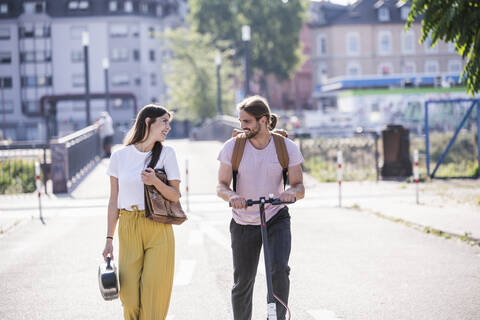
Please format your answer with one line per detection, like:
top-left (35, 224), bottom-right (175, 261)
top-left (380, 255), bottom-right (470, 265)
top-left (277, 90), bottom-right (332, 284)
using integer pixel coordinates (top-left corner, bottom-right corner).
top-left (0, 160), bottom-right (36, 194)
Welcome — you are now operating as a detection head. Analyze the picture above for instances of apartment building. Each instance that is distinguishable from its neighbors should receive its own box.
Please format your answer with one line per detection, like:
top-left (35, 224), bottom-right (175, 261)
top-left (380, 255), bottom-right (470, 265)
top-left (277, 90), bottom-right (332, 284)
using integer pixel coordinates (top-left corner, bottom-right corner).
top-left (0, 0), bottom-right (186, 141)
top-left (309, 0), bottom-right (465, 109)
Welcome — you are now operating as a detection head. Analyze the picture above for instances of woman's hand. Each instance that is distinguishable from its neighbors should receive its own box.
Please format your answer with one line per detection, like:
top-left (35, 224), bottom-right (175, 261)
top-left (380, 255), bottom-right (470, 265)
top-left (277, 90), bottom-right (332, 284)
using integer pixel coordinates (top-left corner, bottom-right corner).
top-left (141, 168), bottom-right (159, 186)
top-left (103, 240), bottom-right (114, 261)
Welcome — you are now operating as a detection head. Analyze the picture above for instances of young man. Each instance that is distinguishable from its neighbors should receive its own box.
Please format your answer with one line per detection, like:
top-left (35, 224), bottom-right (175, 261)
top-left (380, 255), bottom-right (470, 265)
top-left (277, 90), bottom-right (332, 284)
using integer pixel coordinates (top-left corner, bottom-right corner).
top-left (217, 95), bottom-right (305, 320)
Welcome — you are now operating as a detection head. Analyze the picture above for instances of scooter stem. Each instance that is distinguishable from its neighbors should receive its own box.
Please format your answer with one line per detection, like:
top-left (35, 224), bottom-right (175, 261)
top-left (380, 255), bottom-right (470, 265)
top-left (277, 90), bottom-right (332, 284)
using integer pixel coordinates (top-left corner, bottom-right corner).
top-left (259, 197), bottom-right (277, 319)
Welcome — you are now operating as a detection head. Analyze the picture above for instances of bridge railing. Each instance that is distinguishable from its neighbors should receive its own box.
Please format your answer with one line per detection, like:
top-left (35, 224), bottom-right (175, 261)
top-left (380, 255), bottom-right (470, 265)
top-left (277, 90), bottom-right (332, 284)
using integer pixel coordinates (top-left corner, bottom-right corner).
top-left (50, 124), bottom-right (101, 193)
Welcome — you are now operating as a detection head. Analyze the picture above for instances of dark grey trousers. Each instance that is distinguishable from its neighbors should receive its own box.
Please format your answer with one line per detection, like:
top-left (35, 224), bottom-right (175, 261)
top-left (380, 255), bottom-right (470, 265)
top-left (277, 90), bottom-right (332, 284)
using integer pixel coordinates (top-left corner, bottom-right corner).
top-left (230, 206), bottom-right (291, 320)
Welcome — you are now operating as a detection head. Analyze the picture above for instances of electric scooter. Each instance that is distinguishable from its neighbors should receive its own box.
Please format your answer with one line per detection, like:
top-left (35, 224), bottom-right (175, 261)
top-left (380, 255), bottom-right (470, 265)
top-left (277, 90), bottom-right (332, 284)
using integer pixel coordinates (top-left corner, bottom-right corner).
top-left (232, 194), bottom-right (294, 320)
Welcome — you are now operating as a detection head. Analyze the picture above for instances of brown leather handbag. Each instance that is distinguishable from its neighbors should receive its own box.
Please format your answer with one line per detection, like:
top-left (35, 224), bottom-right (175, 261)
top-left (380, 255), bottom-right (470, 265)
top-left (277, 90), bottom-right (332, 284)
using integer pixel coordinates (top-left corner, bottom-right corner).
top-left (144, 168), bottom-right (187, 225)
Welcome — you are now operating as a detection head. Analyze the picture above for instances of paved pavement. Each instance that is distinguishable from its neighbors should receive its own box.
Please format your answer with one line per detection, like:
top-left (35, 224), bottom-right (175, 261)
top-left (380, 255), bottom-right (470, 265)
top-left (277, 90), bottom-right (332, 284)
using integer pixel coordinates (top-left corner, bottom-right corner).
top-left (0, 139), bottom-right (479, 320)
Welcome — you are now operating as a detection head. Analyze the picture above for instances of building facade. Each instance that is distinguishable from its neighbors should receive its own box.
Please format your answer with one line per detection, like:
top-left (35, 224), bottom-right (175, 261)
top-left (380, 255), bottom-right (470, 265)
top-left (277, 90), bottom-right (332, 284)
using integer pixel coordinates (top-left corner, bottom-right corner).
top-left (309, 0), bottom-right (465, 110)
top-left (0, 0), bottom-right (186, 141)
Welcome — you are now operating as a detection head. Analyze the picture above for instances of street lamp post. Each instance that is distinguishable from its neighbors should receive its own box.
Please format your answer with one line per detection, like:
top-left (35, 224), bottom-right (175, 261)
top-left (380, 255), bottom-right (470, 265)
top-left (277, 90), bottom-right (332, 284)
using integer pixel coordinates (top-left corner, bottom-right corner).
top-left (102, 57), bottom-right (110, 113)
top-left (0, 79), bottom-right (5, 139)
top-left (241, 25), bottom-right (251, 97)
top-left (82, 31), bottom-right (91, 126)
top-left (215, 52), bottom-right (222, 115)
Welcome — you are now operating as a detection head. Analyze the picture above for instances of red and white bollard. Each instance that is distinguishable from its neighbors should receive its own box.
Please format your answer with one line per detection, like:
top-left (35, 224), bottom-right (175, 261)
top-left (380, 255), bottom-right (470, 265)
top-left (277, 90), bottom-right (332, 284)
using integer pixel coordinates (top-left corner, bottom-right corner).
top-left (414, 149), bottom-right (419, 204)
top-left (35, 162), bottom-right (44, 223)
top-left (185, 158), bottom-right (190, 213)
top-left (337, 151), bottom-right (343, 208)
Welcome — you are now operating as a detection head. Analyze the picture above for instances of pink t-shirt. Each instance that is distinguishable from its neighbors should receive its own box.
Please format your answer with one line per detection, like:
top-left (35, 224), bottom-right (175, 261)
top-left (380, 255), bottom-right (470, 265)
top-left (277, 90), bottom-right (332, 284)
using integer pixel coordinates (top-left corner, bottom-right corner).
top-left (217, 136), bottom-right (304, 225)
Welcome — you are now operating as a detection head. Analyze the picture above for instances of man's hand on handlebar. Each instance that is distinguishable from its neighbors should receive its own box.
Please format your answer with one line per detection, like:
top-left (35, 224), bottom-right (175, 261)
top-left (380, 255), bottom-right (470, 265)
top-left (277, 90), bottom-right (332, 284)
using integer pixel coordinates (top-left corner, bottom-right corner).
top-left (279, 190), bottom-right (296, 204)
top-left (229, 194), bottom-right (247, 209)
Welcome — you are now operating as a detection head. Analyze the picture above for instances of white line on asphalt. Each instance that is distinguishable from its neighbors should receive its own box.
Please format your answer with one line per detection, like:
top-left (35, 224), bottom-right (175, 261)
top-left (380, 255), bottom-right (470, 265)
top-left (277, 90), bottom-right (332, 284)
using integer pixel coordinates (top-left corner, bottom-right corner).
top-left (173, 259), bottom-right (197, 286)
top-left (166, 315), bottom-right (174, 320)
top-left (199, 222), bottom-right (230, 250)
top-left (188, 230), bottom-right (204, 246)
top-left (307, 309), bottom-right (342, 320)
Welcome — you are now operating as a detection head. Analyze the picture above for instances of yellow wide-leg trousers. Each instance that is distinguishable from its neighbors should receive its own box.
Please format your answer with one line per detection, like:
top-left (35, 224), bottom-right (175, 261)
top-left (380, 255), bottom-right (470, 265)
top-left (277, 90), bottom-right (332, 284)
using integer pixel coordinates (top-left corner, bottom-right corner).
top-left (118, 207), bottom-right (175, 320)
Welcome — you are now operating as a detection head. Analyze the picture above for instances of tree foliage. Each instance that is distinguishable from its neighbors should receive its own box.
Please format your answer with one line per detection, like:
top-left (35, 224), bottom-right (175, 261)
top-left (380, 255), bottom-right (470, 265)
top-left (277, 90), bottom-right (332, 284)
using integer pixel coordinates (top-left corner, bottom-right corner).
top-left (188, 0), bottom-right (307, 81)
top-left (163, 28), bottom-right (237, 123)
top-left (406, 0), bottom-right (480, 95)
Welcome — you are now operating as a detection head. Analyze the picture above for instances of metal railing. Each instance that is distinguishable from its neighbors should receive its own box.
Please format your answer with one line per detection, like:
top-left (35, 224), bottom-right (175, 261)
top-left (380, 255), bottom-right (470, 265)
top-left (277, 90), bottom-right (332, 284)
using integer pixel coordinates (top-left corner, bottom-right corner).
top-left (50, 123), bottom-right (101, 193)
top-left (0, 143), bottom-right (50, 195)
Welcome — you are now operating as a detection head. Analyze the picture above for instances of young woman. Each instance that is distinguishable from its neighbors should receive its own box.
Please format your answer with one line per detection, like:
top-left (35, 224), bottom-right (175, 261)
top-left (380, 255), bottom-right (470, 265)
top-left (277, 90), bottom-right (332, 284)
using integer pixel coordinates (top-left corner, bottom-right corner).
top-left (102, 104), bottom-right (181, 320)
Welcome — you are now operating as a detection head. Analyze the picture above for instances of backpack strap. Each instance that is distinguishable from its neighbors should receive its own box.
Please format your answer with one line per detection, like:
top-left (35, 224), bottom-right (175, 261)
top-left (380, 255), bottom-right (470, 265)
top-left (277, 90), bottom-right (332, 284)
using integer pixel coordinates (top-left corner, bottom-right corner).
top-left (272, 133), bottom-right (289, 190)
top-left (231, 133), bottom-right (247, 192)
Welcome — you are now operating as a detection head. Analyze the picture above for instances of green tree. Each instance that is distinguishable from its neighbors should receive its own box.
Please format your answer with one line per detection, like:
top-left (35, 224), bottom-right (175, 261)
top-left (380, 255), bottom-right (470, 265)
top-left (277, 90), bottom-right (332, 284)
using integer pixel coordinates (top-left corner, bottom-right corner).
top-left (163, 28), bottom-right (237, 123)
top-left (188, 0), bottom-right (307, 84)
top-left (406, 0), bottom-right (480, 95)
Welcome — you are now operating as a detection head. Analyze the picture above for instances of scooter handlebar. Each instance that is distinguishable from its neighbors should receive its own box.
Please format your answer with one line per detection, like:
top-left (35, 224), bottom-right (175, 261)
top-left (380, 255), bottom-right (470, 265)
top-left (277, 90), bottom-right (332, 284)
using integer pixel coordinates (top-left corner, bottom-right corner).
top-left (229, 197), bottom-right (296, 207)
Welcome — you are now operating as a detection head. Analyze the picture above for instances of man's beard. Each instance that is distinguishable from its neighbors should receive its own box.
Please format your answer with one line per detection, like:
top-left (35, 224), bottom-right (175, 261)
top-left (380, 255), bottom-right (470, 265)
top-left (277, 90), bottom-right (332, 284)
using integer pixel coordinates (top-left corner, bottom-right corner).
top-left (244, 122), bottom-right (261, 139)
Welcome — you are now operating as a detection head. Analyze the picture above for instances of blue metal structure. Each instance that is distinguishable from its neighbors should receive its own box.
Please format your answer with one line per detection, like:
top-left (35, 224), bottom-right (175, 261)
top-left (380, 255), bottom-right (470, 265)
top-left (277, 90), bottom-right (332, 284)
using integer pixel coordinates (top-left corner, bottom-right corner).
top-left (424, 99), bottom-right (480, 178)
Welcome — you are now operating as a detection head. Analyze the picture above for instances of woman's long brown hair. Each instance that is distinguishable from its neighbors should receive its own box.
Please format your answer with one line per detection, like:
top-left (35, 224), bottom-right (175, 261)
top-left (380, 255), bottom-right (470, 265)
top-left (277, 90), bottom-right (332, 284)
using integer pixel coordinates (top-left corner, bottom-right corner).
top-left (124, 104), bottom-right (171, 168)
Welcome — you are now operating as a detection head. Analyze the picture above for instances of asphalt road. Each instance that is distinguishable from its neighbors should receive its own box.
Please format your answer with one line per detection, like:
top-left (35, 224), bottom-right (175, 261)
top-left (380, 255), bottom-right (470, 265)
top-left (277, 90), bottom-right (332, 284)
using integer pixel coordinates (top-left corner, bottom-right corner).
top-left (1, 139), bottom-right (479, 320)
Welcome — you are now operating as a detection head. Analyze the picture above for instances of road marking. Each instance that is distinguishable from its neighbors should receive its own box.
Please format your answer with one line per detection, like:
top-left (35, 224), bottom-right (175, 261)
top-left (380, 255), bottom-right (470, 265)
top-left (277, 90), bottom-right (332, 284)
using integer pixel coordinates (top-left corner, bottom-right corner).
top-left (307, 309), bottom-right (342, 319)
top-left (173, 259), bottom-right (196, 286)
top-left (199, 222), bottom-right (230, 250)
top-left (188, 230), bottom-right (204, 246)
top-left (166, 315), bottom-right (174, 320)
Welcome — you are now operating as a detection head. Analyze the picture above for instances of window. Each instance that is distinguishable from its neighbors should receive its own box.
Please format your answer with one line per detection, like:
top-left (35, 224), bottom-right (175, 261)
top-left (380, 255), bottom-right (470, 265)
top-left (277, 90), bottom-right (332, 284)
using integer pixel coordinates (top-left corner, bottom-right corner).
top-left (131, 24), bottom-right (139, 37)
top-left (140, 3), bottom-right (149, 13)
top-left (110, 24), bottom-right (128, 37)
top-left (424, 35), bottom-right (438, 53)
top-left (35, 25), bottom-right (50, 38)
top-left (402, 61), bottom-right (416, 74)
top-left (133, 49), bottom-right (140, 61)
top-left (24, 2), bottom-right (36, 14)
top-left (402, 30), bottom-right (415, 54)
top-left (111, 48), bottom-right (128, 61)
top-left (149, 49), bottom-right (155, 62)
top-left (378, 31), bottom-right (392, 55)
top-left (0, 52), bottom-right (11, 64)
top-left (20, 51), bottom-right (51, 63)
top-left (448, 60), bottom-right (462, 73)
top-left (346, 32), bottom-right (360, 56)
top-left (156, 4), bottom-right (163, 17)
top-left (1, 100), bottom-right (13, 113)
top-left (112, 74), bottom-right (129, 86)
top-left (346, 62), bottom-right (361, 76)
top-left (124, 1), bottom-right (133, 12)
top-left (72, 74), bottom-right (85, 87)
top-left (378, 7), bottom-right (390, 21)
top-left (21, 76), bottom-right (52, 87)
top-left (448, 42), bottom-right (456, 53)
top-left (0, 27), bottom-right (10, 40)
top-left (71, 50), bottom-right (84, 62)
top-left (401, 6), bottom-right (410, 21)
top-left (316, 34), bottom-right (326, 56)
top-left (68, 0), bottom-right (90, 10)
top-left (134, 75), bottom-right (141, 86)
top-left (1, 77), bottom-right (12, 88)
top-left (317, 62), bottom-right (328, 84)
top-left (23, 101), bottom-right (38, 114)
top-left (150, 73), bottom-right (157, 86)
top-left (425, 60), bottom-right (439, 73)
top-left (0, 3), bottom-right (8, 14)
top-left (148, 27), bottom-right (155, 38)
top-left (378, 62), bottom-right (393, 75)
top-left (70, 26), bottom-right (87, 39)
top-left (109, 1), bottom-right (118, 11)
top-left (20, 25), bottom-right (35, 38)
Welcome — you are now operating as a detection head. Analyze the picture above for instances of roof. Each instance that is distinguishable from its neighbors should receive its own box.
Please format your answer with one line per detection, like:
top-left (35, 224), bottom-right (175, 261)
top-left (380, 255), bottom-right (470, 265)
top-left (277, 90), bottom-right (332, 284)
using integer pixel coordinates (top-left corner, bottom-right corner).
top-left (309, 0), bottom-right (418, 27)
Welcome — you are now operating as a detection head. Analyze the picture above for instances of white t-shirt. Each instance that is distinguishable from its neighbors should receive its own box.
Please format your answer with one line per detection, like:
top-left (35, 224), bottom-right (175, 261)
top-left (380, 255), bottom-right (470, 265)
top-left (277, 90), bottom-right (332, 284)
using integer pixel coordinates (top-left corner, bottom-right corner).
top-left (107, 144), bottom-right (181, 210)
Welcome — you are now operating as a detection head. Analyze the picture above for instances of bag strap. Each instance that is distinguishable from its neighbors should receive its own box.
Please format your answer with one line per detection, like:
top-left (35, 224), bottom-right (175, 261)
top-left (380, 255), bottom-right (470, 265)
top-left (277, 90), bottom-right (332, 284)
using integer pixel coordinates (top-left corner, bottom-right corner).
top-left (272, 133), bottom-right (289, 190)
top-left (231, 133), bottom-right (247, 192)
